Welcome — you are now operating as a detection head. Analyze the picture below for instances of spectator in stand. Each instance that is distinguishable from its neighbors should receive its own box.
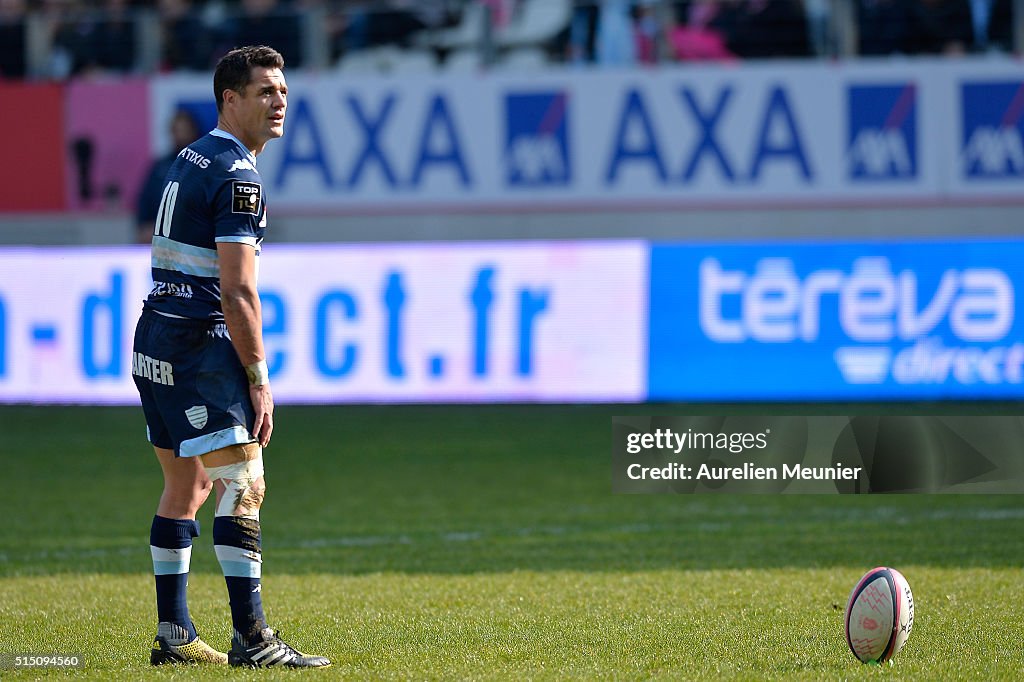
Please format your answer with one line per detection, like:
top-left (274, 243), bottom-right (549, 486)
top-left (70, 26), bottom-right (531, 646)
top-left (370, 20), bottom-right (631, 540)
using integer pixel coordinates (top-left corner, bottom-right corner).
top-left (596, 0), bottom-right (637, 66)
top-left (856, 0), bottom-right (1003, 55)
top-left (572, 1), bottom-right (678, 66)
top-left (325, 1), bottom-right (365, 59)
top-left (42, 0), bottom-right (138, 77)
top-left (42, 0), bottom-right (95, 78)
top-left (334, 0), bottom-right (449, 57)
top-left (0, 0), bottom-right (27, 79)
top-left (668, 0), bottom-right (739, 61)
top-left (160, 0), bottom-right (214, 70)
top-left (567, 1), bottom-right (598, 64)
top-left (857, 0), bottom-right (919, 55)
top-left (92, 0), bottom-right (138, 72)
top-left (634, 0), bottom-right (660, 64)
top-left (725, 0), bottom-right (811, 58)
top-left (969, 0), bottom-right (1012, 51)
top-left (479, 0), bottom-right (518, 29)
top-left (907, 0), bottom-right (973, 54)
top-left (401, 0), bottom-right (450, 34)
top-left (225, 0), bottom-right (304, 68)
top-left (135, 109), bottom-right (201, 244)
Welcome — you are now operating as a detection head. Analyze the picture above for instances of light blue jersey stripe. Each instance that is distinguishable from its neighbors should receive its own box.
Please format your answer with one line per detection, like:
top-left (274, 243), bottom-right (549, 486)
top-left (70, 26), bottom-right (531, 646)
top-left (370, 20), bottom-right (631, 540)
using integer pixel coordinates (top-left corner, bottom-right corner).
top-left (152, 236), bottom-right (220, 278)
top-left (180, 425), bottom-right (253, 458)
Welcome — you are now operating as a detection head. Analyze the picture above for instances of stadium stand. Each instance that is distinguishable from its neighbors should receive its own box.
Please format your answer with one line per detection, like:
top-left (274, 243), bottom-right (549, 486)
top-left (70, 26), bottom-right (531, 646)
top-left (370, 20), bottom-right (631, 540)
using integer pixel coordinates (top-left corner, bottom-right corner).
top-left (7, 0), bottom-right (1020, 81)
top-left (0, 0), bottom-right (1022, 245)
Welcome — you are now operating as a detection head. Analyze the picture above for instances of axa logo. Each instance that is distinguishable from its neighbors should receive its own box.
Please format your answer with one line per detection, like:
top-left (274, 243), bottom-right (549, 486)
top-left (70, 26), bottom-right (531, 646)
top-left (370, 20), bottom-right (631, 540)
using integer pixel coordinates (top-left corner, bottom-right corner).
top-left (847, 84), bottom-right (917, 180)
top-left (504, 92), bottom-right (571, 187)
top-left (962, 82), bottom-right (1024, 178)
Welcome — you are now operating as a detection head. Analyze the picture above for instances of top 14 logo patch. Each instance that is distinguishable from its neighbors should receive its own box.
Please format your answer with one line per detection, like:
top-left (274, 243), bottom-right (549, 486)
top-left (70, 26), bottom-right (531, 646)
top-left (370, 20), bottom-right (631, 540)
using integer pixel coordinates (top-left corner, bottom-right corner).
top-left (847, 84), bottom-right (917, 181)
top-left (232, 181), bottom-right (262, 214)
top-left (962, 81), bottom-right (1024, 179)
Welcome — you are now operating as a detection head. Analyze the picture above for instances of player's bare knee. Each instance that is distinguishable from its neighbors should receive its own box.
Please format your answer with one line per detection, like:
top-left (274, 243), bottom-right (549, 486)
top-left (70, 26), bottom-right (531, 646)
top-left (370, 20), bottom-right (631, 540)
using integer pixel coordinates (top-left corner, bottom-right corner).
top-left (163, 478), bottom-right (212, 515)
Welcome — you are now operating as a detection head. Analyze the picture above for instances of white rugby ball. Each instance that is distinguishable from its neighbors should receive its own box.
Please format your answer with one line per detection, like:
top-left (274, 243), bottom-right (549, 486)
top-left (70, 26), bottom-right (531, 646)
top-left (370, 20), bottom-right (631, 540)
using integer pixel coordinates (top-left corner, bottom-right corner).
top-left (844, 566), bottom-right (914, 664)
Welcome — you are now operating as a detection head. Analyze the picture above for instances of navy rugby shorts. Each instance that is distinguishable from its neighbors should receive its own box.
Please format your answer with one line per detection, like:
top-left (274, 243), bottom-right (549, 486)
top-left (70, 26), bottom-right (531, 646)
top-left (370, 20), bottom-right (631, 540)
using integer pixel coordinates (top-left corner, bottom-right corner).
top-left (132, 310), bottom-right (256, 457)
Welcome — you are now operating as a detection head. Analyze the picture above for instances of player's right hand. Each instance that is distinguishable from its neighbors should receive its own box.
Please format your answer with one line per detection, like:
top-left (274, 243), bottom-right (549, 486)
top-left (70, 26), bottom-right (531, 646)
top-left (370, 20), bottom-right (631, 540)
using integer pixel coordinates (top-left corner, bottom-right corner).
top-left (249, 383), bottom-right (274, 448)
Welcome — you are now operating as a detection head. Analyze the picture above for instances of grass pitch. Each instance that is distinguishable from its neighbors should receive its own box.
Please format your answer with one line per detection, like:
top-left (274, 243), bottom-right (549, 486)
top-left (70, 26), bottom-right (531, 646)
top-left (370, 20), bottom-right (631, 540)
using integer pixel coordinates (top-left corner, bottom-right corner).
top-left (0, 404), bottom-right (1022, 680)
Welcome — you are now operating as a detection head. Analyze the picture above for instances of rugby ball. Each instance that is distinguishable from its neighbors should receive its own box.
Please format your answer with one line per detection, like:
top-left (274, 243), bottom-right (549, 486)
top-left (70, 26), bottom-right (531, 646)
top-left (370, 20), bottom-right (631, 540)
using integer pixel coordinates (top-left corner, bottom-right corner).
top-left (844, 567), bottom-right (914, 664)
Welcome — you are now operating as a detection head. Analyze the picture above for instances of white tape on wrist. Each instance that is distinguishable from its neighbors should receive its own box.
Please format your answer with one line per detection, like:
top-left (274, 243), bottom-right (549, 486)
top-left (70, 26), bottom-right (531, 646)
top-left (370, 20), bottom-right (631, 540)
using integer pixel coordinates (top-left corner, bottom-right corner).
top-left (245, 359), bottom-right (269, 386)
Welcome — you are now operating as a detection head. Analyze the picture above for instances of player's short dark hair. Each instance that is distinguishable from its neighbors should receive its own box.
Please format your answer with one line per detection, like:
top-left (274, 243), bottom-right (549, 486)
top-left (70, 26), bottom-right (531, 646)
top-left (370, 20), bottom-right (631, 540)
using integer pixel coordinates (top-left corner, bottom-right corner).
top-left (213, 45), bottom-right (285, 113)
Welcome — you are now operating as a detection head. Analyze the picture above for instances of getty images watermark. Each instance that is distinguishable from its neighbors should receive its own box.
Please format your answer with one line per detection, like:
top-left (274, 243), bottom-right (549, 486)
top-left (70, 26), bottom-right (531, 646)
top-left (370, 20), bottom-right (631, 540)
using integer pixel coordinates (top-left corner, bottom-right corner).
top-left (612, 416), bottom-right (1024, 494)
top-left (624, 426), bottom-right (861, 484)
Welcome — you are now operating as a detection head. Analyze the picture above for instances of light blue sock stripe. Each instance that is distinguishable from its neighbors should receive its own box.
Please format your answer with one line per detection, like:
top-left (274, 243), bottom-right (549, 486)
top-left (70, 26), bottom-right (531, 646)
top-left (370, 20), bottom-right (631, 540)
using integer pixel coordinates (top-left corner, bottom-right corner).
top-left (218, 560), bottom-right (261, 578)
top-left (153, 560), bottom-right (190, 576)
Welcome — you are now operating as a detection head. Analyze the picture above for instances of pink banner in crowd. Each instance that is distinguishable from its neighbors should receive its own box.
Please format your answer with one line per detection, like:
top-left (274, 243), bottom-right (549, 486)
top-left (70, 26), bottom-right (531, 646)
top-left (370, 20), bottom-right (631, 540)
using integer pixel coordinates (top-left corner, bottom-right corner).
top-left (65, 79), bottom-right (151, 212)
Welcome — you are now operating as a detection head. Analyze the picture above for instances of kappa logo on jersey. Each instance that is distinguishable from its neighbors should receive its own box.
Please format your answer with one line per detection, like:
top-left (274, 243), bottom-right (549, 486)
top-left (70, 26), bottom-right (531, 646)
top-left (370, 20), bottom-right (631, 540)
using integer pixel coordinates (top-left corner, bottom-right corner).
top-left (232, 181), bottom-right (262, 214)
top-left (504, 92), bottom-right (571, 187)
top-left (847, 84), bottom-right (917, 180)
top-left (962, 81), bottom-right (1024, 179)
top-left (229, 159), bottom-right (256, 173)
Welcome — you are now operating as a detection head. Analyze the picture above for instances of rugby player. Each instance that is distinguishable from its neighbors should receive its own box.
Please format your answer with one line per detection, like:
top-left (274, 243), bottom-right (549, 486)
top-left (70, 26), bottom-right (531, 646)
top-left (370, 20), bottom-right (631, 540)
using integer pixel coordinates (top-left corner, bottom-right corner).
top-left (132, 45), bottom-right (329, 669)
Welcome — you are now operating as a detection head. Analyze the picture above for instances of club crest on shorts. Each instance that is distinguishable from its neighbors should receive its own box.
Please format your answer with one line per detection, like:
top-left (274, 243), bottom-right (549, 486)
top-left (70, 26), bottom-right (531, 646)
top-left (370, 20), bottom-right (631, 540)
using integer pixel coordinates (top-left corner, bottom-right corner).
top-left (185, 405), bottom-right (209, 430)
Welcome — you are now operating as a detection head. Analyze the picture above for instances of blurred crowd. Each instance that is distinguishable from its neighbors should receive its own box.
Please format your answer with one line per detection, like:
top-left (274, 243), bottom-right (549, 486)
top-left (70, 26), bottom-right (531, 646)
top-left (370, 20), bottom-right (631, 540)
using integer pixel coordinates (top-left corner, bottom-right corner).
top-left (0, 0), bottom-right (457, 78)
top-left (855, 0), bottom-right (1012, 55)
top-left (0, 0), bottom-right (1017, 80)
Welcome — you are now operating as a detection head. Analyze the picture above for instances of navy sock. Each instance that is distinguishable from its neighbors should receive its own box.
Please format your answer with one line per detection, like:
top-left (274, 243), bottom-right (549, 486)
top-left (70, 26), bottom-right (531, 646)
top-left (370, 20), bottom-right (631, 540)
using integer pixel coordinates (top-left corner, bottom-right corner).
top-left (213, 516), bottom-right (267, 645)
top-left (150, 516), bottom-right (199, 640)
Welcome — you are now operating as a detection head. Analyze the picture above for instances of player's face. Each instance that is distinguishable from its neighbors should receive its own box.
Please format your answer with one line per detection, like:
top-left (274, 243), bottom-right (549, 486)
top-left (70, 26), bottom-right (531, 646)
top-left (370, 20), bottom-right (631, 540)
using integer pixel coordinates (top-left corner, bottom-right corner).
top-left (236, 67), bottom-right (287, 152)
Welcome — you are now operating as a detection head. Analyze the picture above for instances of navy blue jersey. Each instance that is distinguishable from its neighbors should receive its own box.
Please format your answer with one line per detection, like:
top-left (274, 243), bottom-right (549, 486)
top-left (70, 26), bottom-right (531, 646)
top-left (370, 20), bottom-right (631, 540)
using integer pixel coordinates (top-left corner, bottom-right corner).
top-left (143, 128), bottom-right (265, 322)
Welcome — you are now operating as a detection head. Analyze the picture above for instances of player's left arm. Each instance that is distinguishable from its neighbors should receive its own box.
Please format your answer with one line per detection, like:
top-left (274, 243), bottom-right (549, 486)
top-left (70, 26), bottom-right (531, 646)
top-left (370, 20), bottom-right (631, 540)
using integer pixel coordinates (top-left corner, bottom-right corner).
top-left (218, 241), bottom-right (273, 447)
